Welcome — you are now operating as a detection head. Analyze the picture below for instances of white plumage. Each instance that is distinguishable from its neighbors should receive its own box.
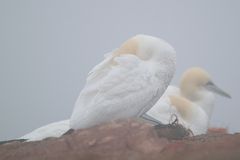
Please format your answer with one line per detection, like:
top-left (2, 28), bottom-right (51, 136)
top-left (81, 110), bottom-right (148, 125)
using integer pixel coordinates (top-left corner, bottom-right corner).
top-left (146, 67), bottom-right (231, 135)
top-left (19, 34), bottom-right (176, 141)
top-left (70, 34), bottom-right (176, 129)
top-left (20, 120), bottom-right (70, 142)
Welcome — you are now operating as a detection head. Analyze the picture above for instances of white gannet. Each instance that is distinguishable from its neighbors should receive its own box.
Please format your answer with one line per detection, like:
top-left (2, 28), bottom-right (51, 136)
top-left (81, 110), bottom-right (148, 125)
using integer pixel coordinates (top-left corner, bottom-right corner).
top-left (145, 67), bottom-right (231, 135)
top-left (20, 120), bottom-right (70, 141)
top-left (70, 34), bottom-right (176, 129)
top-left (18, 34), bottom-right (176, 141)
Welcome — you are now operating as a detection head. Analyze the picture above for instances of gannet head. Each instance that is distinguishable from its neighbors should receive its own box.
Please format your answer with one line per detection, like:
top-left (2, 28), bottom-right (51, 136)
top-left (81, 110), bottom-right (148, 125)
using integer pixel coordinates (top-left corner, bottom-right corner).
top-left (114, 35), bottom-right (176, 85)
top-left (115, 34), bottom-right (176, 64)
top-left (180, 67), bottom-right (231, 101)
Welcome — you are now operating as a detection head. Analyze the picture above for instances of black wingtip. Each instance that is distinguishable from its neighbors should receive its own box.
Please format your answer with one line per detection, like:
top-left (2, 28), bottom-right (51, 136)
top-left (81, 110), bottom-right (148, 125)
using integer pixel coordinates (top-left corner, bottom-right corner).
top-left (0, 139), bottom-right (27, 145)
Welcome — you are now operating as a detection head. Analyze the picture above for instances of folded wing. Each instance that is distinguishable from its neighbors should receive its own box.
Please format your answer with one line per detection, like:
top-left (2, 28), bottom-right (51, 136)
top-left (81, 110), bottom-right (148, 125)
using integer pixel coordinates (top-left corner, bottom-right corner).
top-left (70, 54), bottom-right (163, 129)
top-left (20, 120), bottom-right (70, 141)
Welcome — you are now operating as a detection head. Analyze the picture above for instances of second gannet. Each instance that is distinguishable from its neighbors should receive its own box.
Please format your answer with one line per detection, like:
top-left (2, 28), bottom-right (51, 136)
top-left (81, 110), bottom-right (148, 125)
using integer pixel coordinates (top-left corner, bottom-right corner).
top-left (145, 67), bottom-right (231, 135)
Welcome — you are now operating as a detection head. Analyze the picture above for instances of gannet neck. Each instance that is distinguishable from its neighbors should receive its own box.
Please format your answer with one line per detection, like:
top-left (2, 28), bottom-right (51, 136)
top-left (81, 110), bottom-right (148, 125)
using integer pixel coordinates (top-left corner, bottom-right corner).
top-left (169, 95), bottom-right (193, 120)
top-left (195, 91), bottom-right (215, 117)
top-left (169, 95), bottom-right (209, 135)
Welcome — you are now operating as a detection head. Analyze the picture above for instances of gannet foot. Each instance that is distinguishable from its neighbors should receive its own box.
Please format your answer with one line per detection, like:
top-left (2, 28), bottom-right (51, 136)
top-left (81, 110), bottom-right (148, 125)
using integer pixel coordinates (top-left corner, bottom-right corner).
top-left (140, 113), bottom-right (163, 125)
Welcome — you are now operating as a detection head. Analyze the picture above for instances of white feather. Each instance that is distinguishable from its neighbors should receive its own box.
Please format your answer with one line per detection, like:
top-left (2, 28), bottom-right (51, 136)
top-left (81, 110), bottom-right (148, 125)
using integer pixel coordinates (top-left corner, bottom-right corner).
top-left (20, 120), bottom-right (70, 142)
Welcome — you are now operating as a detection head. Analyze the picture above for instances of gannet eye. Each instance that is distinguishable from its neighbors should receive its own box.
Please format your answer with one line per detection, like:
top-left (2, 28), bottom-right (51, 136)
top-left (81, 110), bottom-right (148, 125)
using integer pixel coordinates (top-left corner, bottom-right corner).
top-left (206, 81), bottom-right (214, 86)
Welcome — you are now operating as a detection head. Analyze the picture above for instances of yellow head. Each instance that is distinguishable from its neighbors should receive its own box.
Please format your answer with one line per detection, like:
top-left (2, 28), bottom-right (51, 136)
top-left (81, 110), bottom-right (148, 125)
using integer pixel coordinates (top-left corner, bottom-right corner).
top-left (180, 67), bottom-right (231, 101)
top-left (115, 34), bottom-right (176, 62)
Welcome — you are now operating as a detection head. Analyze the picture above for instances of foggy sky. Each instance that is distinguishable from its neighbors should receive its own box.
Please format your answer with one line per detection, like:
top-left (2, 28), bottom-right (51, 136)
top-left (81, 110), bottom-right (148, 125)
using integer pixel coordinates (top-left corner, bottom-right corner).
top-left (0, 0), bottom-right (239, 140)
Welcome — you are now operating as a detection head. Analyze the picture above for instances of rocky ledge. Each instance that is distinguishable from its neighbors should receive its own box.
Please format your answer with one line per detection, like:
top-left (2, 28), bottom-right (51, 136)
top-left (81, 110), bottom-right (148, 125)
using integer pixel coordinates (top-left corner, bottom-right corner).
top-left (0, 119), bottom-right (240, 160)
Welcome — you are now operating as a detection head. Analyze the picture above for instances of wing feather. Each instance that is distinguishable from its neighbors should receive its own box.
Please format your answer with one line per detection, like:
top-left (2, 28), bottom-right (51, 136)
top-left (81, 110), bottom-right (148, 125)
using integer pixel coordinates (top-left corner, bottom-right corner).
top-left (70, 54), bottom-right (163, 129)
top-left (20, 120), bottom-right (70, 141)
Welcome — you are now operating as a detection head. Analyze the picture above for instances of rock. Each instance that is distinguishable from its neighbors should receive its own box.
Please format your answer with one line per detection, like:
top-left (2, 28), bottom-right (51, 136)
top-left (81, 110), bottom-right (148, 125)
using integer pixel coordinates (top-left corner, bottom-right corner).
top-left (207, 127), bottom-right (228, 134)
top-left (0, 119), bottom-right (240, 160)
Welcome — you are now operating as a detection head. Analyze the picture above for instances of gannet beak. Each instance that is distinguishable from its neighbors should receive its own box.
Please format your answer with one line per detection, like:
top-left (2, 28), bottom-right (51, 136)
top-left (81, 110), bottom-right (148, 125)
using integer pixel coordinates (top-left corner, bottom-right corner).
top-left (205, 81), bottom-right (231, 98)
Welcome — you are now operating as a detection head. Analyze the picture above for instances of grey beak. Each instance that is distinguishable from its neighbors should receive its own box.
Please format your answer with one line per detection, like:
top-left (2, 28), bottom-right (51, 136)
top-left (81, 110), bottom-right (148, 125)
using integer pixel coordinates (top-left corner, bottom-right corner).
top-left (205, 81), bottom-right (231, 98)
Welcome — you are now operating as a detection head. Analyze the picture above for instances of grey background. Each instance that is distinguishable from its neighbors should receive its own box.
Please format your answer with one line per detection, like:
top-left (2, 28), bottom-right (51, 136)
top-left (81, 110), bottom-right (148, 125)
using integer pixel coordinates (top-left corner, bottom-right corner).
top-left (0, 0), bottom-right (239, 141)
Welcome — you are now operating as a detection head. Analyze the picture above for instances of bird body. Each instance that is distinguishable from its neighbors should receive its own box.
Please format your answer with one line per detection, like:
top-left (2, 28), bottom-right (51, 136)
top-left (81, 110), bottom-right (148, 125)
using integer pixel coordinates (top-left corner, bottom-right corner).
top-left (70, 35), bottom-right (176, 129)
top-left (19, 34), bottom-right (176, 141)
top-left (146, 67), bottom-right (231, 135)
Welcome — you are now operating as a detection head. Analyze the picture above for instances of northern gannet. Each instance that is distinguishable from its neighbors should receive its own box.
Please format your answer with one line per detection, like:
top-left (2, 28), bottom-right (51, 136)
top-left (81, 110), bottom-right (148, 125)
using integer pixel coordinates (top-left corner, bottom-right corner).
top-left (19, 34), bottom-right (176, 141)
top-left (70, 34), bottom-right (176, 129)
top-left (145, 67), bottom-right (231, 135)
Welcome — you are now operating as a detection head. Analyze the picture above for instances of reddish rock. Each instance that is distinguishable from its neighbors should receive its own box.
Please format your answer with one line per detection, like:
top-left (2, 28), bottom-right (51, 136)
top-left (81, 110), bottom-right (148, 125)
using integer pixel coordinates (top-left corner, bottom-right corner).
top-left (0, 119), bottom-right (240, 160)
top-left (208, 127), bottom-right (228, 134)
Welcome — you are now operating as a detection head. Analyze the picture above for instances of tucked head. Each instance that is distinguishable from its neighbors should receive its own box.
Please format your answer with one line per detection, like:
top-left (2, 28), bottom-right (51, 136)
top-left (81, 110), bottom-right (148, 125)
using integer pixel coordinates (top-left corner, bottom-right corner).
top-left (115, 34), bottom-right (176, 63)
top-left (180, 67), bottom-right (231, 101)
